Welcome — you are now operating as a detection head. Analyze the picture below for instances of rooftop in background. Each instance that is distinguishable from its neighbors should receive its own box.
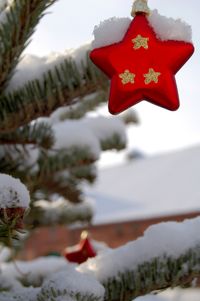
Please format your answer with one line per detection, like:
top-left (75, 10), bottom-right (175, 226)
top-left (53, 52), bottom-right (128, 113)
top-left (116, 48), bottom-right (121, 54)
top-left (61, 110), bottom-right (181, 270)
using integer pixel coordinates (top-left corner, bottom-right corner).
top-left (85, 145), bottom-right (200, 224)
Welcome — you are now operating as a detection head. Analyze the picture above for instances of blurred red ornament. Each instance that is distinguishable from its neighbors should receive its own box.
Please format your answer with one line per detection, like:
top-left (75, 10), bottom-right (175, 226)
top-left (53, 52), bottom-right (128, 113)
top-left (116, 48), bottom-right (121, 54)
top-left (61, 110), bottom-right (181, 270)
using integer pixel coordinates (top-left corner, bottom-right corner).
top-left (0, 207), bottom-right (26, 229)
top-left (90, 14), bottom-right (194, 114)
top-left (64, 231), bottom-right (96, 264)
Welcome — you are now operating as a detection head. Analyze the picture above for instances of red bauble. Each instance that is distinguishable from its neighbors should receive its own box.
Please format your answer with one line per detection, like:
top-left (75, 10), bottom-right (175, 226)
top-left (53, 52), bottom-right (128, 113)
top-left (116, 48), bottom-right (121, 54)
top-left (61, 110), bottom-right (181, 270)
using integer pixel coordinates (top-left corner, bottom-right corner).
top-left (90, 14), bottom-right (194, 114)
top-left (64, 231), bottom-right (96, 264)
top-left (0, 207), bottom-right (26, 229)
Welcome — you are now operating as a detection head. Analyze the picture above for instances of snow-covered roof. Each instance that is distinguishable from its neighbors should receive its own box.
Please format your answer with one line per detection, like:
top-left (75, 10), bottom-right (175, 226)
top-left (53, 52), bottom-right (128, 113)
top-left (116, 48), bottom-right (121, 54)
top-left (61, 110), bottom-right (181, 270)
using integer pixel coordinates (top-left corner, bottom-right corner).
top-left (85, 145), bottom-right (200, 224)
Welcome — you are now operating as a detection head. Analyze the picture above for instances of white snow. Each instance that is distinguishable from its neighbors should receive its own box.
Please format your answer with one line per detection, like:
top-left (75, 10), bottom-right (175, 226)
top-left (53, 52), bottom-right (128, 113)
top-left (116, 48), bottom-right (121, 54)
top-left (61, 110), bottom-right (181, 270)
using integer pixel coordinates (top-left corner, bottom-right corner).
top-left (7, 9), bottom-right (192, 91)
top-left (1, 287), bottom-right (199, 301)
top-left (0, 246), bottom-right (11, 262)
top-left (0, 145), bottom-right (39, 173)
top-left (7, 44), bottom-right (90, 92)
top-left (92, 17), bottom-right (131, 48)
top-left (33, 198), bottom-right (94, 224)
top-left (1, 255), bottom-right (200, 301)
top-left (85, 145), bottom-right (200, 224)
top-left (0, 272), bottom-right (23, 291)
top-left (92, 10), bottom-right (192, 49)
top-left (0, 0), bottom-right (8, 12)
top-left (135, 289), bottom-right (200, 301)
top-left (83, 116), bottom-right (126, 145)
top-left (1, 256), bottom-right (70, 287)
top-left (78, 216), bottom-right (200, 282)
top-left (0, 287), bottom-right (40, 301)
top-left (136, 296), bottom-right (165, 301)
top-left (91, 240), bottom-right (110, 254)
top-left (0, 174), bottom-right (30, 208)
top-left (40, 267), bottom-right (105, 300)
top-left (53, 120), bottom-right (101, 159)
top-left (50, 92), bottom-right (102, 124)
top-left (0, 0), bottom-right (14, 24)
top-left (149, 10), bottom-right (192, 42)
top-left (0, 258), bottom-right (100, 300)
top-left (52, 116), bottom-right (127, 159)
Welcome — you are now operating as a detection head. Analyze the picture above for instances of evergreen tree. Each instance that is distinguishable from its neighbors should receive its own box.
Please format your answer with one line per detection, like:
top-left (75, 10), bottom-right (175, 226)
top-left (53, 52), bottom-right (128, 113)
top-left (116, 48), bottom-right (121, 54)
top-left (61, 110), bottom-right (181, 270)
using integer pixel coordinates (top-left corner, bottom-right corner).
top-left (0, 1), bottom-right (199, 301)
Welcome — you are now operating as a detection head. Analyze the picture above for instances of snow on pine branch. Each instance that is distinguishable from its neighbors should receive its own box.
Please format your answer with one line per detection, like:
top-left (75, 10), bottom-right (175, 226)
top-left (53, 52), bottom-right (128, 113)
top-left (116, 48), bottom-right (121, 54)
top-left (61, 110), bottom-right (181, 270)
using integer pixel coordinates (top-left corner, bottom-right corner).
top-left (92, 10), bottom-right (192, 49)
top-left (7, 44), bottom-right (90, 92)
top-left (0, 287), bottom-right (40, 301)
top-left (50, 91), bottom-right (105, 123)
top-left (4, 8), bottom-right (192, 92)
top-left (82, 117), bottom-right (126, 145)
top-left (31, 198), bottom-right (94, 225)
top-left (52, 116), bottom-right (127, 158)
top-left (0, 174), bottom-right (30, 208)
top-left (0, 144), bottom-right (39, 172)
top-left (0, 0), bottom-right (8, 13)
top-left (78, 217), bottom-right (200, 282)
top-left (0, 0), bottom-right (13, 24)
top-left (141, 289), bottom-right (200, 301)
top-left (1, 256), bottom-right (70, 288)
top-left (53, 120), bottom-right (101, 159)
top-left (38, 266), bottom-right (105, 301)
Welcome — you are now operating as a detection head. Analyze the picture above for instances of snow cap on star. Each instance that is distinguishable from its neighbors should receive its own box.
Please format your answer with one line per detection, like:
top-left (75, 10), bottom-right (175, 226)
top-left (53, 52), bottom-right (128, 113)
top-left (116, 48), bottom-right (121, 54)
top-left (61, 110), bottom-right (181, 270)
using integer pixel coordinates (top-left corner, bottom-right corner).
top-left (92, 10), bottom-right (192, 49)
top-left (90, 4), bottom-right (194, 114)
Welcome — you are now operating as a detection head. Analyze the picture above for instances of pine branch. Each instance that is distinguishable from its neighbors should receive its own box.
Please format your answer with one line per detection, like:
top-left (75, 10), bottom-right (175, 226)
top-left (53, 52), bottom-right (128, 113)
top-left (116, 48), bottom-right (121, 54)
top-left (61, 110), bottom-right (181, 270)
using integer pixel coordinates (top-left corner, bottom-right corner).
top-left (0, 143), bottom-right (40, 179)
top-left (26, 199), bottom-right (93, 227)
top-left (0, 0), bottom-right (58, 91)
top-left (33, 175), bottom-right (83, 204)
top-left (59, 91), bottom-right (108, 121)
top-left (102, 247), bottom-right (200, 301)
top-left (101, 133), bottom-right (126, 151)
top-left (70, 165), bottom-right (97, 183)
top-left (0, 58), bottom-right (107, 133)
top-left (78, 217), bottom-right (200, 301)
top-left (0, 145), bottom-right (38, 190)
top-left (0, 122), bottom-right (54, 148)
top-left (0, 150), bottom-right (21, 175)
top-left (37, 269), bottom-right (104, 301)
top-left (120, 110), bottom-right (140, 125)
top-left (24, 146), bottom-right (96, 203)
top-left (38, 147), bottom-right (96, 177)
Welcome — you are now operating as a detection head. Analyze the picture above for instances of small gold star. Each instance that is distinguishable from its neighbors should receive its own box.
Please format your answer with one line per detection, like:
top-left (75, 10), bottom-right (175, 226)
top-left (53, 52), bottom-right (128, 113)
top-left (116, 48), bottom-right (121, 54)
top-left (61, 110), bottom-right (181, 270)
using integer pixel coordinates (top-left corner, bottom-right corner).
top-left (132, 34), bottom-right (149, 50)
top-left (144, 68), bottom-right (161, 85)
top-left (119, 70), bottom-right (136, 85)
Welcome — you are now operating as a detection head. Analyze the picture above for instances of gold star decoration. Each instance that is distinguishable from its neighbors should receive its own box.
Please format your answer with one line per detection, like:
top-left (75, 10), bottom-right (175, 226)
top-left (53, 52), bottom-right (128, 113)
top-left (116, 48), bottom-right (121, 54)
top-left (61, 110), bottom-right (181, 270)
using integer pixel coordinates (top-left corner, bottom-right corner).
top-left (144, 68), bottom-right (161, 84)
top-left (119, 70), bottom-right (136, 85)
top-left (132, 34), bottom-right (149, 50)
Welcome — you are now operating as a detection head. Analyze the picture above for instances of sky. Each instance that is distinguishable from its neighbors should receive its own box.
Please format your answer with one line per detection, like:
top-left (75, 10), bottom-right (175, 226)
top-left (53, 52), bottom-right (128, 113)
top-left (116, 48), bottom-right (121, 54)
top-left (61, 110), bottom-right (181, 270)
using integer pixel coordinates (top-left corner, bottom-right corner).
top-left (26, 0), bottom-right (200, 157)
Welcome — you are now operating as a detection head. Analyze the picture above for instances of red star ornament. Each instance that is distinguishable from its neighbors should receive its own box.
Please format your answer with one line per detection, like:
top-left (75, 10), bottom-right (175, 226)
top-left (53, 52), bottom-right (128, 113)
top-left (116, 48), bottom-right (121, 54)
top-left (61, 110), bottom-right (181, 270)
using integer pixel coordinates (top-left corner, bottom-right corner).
top-left (90, 14), bottom-right (194, 114)
top-left (64, 231), bottom-right (96, 264)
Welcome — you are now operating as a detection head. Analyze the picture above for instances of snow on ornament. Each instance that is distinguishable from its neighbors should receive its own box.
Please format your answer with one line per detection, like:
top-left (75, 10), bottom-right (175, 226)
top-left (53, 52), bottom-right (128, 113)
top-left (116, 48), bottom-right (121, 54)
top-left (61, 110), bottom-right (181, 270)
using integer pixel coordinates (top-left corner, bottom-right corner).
top-left (90, 0), bottom-right (194, 114)
top-left (0, 173), bottom-right (30, 236)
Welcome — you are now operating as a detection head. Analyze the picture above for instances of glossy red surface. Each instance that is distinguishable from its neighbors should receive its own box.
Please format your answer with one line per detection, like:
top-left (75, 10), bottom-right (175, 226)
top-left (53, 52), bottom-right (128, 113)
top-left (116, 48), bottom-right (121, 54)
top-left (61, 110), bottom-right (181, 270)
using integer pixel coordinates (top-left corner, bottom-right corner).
top-left (90, 14), bottom-right (194, 114)
top-left (64, 237), bottom-right (96, 264)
